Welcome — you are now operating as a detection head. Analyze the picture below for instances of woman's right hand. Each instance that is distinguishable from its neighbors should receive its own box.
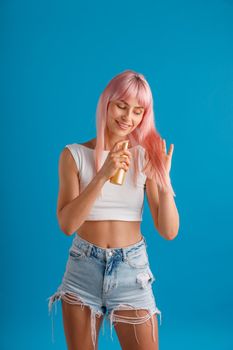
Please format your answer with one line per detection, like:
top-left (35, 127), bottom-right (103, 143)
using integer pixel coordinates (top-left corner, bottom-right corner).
top-left (98, 140), bottom-right (132, 181)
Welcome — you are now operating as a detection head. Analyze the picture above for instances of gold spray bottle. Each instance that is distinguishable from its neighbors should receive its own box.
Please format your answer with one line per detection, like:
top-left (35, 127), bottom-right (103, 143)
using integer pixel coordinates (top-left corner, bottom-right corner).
top-left (110, 140), bottom-right (129, 185)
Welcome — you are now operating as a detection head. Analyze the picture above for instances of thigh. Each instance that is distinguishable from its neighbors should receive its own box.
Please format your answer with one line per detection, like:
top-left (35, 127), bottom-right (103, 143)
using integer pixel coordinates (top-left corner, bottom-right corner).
top-left (114, 309), bottom-right (159, 350)
top-left (61, 295), bottom-right (104, 350)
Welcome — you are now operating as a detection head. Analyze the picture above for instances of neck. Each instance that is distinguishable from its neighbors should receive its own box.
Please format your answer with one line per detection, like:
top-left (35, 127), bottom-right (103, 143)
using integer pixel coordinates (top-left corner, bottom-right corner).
top-left (103, 132), bottom-right (129, 150)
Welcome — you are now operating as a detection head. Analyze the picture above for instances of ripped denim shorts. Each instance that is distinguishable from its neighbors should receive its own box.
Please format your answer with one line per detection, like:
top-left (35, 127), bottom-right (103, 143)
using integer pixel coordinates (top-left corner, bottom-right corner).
top-left (47, 234), bottom-right (162, 349)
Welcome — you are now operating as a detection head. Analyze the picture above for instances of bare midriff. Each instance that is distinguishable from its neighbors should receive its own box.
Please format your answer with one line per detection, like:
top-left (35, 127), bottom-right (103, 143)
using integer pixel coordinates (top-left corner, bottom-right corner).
top-left (76, 220), bottom-right (143, 249)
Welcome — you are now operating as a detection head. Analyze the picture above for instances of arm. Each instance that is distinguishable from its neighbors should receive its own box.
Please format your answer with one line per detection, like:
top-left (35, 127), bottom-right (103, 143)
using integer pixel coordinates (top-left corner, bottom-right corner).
top-left (157, 186), bottom-right (179, 240)
top-left (145, 177), bottom-right (179, 240)
top-left (57, 148), bottom-right (107, 236)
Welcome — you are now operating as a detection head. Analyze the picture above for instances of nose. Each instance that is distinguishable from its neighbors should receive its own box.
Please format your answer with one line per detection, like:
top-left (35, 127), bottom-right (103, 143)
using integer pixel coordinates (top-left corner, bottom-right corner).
top-left (121, 109), bottom-right (132, 123)
top-left (120, 117), bottom-right (132, 126)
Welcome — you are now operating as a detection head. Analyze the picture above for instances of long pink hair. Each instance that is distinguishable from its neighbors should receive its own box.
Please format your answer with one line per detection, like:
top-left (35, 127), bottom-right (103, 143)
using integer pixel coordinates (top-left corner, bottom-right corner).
top-left (93, 69), bottom-right (176, 197)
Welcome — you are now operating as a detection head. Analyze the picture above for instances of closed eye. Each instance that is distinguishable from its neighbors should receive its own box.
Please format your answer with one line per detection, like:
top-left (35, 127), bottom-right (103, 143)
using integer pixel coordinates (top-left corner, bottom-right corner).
top-left (117, 104), bottom-right (126, 109)
top-left (117, 104), bottom-right (142, 115)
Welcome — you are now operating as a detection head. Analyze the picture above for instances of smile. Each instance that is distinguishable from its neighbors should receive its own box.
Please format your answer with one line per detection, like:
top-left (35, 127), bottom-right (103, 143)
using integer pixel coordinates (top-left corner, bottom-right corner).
top-left (116, 121), bottom-right (132, 130)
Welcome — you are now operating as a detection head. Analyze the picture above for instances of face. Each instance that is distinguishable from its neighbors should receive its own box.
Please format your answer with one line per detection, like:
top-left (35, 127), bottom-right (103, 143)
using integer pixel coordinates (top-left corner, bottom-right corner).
top-left (106, 96), bottom-right (145, 139)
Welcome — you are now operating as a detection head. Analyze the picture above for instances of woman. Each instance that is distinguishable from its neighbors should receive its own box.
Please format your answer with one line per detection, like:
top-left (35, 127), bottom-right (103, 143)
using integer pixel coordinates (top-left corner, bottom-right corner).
top-left (47, 70), bottom-right (179, 350)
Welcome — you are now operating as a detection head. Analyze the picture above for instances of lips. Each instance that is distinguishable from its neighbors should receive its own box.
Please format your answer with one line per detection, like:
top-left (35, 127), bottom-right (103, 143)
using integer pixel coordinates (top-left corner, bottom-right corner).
top-left (116, 120), bottom-right (132, 130)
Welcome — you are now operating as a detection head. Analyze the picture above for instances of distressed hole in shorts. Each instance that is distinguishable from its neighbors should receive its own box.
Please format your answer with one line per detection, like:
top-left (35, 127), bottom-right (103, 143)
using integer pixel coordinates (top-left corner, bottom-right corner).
top-left (61, 292), bottom-right (86, 304)
top-left (136, 270), bottom-right (155, 288)
top-left (47, 290), bottom-right (104, 350)
top-left (108, 304), bottom-right (162, 345)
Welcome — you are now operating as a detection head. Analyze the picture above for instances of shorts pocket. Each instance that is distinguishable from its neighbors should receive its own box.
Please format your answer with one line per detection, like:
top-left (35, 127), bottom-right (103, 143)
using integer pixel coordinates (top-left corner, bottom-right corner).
top-left (126, 248), bottom-right (149, 268)
top-left (69, 246), bottom-right (86, 259)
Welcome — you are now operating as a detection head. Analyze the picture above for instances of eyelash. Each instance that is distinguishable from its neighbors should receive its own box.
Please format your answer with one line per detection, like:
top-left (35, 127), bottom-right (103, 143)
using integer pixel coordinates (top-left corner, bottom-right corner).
top-left (117, 105), bottom-right (142, 115)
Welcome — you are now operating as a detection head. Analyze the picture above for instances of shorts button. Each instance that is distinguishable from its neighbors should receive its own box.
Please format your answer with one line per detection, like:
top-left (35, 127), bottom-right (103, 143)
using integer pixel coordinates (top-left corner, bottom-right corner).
top-left (108, 251), bottom-right (113, 256)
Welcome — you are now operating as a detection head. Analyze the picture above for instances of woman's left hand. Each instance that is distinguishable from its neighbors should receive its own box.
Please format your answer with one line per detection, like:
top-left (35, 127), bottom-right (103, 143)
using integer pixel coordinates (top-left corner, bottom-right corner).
top-left (162, 139), bottom-right (174, 175)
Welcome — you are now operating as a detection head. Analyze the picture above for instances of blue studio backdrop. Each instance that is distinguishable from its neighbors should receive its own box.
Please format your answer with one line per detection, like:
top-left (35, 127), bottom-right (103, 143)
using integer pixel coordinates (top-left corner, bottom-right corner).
top-left (1, 0), bottom-right (233, 349)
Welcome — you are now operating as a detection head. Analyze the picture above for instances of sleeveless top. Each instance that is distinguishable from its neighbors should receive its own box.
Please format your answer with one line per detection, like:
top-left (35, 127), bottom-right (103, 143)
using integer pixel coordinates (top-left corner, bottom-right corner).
top-left (65, 143), bottom-right (147, 221)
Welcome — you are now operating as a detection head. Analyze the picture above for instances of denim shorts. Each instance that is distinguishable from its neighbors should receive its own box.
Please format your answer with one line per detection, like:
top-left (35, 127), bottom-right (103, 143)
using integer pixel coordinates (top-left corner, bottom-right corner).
top-left (47, 234), bottom-right (162, 349)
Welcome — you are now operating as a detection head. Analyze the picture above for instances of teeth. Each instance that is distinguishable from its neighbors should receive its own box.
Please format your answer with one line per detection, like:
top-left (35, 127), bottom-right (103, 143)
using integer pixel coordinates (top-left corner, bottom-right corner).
top-left (117, 121), bottom-right (130, 129)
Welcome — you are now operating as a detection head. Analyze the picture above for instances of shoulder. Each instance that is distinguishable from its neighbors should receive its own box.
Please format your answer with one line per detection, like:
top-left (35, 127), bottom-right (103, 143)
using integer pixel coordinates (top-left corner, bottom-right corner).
top-left (59, 146), bottom-right (77, 172)
top-left (60, 143), bottom-right (83, 173)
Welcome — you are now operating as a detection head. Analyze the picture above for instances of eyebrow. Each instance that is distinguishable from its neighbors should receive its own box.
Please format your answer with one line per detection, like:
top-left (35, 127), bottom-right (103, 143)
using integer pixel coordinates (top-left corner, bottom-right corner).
top-left (118, 99), bottom-right (144, 109)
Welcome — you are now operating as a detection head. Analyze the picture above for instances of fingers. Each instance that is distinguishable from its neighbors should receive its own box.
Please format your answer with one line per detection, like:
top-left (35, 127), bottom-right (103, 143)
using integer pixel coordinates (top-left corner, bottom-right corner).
top-left (120, 159), bottom-right (129, 171)
top-left (116, 154), bottom-right (131, 171)
top-left (109, 140), bottom-right (133, 171)
top-left (116, 149), bottom-right (132, 158)
top-left (109, 151), bottom-right (131, 167)
top-left (119, 155), bottom-right (130, 166)
top-left (112, 149), bottom-right (132, 163)
top-left (168, 144), bottom-right (174, 156)
top-left (113, 139), bottom-right (130, 152)
top-left (162, 139), bottom-right (167, 153)
top-left (162, 139), bottom-right (174, 156)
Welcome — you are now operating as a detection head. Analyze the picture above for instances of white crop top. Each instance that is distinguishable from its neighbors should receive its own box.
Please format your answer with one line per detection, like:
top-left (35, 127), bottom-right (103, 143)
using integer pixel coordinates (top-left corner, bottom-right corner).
top-left (65, 143), bottom-right (147, 221)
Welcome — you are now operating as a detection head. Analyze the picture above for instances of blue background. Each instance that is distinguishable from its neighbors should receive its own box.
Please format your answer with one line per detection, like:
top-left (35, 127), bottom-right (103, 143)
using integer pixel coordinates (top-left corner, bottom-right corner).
top-left (1, 0), bottom-right (233, 349)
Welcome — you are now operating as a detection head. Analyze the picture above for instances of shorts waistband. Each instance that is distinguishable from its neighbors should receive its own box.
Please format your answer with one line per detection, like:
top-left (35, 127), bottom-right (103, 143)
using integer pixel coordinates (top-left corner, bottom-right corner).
top-left (72, 233), bottom-right (147, 261)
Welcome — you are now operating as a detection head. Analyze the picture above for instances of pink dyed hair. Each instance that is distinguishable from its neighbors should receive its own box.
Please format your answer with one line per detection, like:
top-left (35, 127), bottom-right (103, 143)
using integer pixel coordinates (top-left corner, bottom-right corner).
top-left (93, 69), bottom-right (176, 197)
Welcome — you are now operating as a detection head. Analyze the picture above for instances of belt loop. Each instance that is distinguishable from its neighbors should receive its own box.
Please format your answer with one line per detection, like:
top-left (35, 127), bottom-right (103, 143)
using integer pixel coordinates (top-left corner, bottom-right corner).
top-left (143, 235), bottom-right (148, 248)
top-left (86, 244), bottom-right (92, 257)
top-left (121, 248), bottom-right (127, 262)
